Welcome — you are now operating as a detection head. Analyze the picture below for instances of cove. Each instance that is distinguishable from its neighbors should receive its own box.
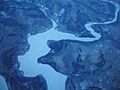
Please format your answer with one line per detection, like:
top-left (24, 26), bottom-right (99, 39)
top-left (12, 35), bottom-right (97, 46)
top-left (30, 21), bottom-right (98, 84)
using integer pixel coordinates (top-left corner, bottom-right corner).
top-left (18, 1), bottom-right (119, 90)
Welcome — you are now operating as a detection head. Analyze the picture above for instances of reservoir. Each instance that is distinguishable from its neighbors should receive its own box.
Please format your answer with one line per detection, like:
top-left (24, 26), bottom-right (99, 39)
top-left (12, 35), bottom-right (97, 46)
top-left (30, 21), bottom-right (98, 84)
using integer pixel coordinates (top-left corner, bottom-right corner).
top-left (18, 0), bottom-right (119, 90)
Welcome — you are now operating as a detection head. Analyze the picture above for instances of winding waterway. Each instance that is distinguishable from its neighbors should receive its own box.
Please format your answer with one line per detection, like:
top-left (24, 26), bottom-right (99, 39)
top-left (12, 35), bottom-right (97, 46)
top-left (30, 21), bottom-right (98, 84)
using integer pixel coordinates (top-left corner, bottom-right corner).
top-left (18, 1), bottom-right (120, 90)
